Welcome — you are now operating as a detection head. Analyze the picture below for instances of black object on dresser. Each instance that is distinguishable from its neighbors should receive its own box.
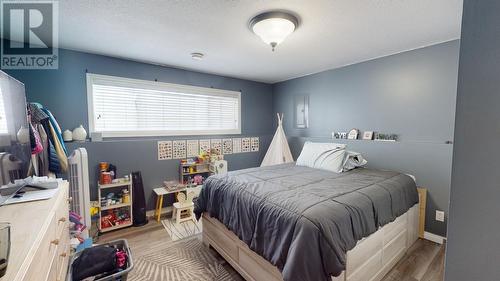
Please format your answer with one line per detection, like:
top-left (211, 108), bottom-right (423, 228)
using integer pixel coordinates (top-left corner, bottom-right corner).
top-left (131, 171), bottom-right (148, 226)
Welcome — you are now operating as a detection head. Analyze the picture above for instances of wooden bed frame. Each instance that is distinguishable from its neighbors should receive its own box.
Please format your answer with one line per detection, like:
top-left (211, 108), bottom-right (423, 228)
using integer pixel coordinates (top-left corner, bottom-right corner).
top-left (202, 202), bottom-right (421, 281)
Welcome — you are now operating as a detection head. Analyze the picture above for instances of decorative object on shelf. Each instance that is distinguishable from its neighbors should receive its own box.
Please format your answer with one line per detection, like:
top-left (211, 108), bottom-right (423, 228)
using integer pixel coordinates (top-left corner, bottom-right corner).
top-left (251, 137), bottom-right (260, 152)
top-left (363, 131), bottom-right (374, 140)
top-left (158, 141), bottom-right (173, 160)
top-left (250, 11), bottom-right (299, 51)
top-left (295, 95), bottom-right (309, 128)
top-left (241, 138), bottom-right (251, 152)
top-left (193, 174), bottom-right (204, 185)
top-left (232, 138), bottom-right (242, 153)
top-left (186, 140), bottom-right (199, 158)
top-left (172, 140), bottom-right (187, 159)
top-left (72, 125), bottom-right (87, 141)
top-left (348, 128), bottom-right (359, 140)
top-left (222, 139), bottom-right (233, 154)
top-left (16, 126), bottom-right (29, 144)
top-left (374, 133), bottom-right (399, 142)
top-left (63, 130), bottom-right (73, 142)
top-left (333, 132), bottom-right (348, 139)
top-left (122, 189), bottom-right (130, 203)
top-left (100, 172), bottom-right (112, 185)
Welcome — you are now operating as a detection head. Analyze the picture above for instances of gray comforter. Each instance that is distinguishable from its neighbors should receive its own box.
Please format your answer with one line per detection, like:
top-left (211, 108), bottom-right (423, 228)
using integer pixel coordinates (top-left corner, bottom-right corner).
top-left (194, 163), bottom-right (418, 281)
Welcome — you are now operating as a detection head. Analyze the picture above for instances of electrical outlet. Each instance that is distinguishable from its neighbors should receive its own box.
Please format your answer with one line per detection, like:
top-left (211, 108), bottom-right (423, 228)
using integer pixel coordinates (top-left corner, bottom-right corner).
top-left (435, 210), bottom-right (445, 222)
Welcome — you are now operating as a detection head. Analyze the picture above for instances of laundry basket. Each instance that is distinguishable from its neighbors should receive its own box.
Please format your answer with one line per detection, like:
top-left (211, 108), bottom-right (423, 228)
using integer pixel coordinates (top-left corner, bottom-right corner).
top-left (67, 239), bottom-right (133, 281)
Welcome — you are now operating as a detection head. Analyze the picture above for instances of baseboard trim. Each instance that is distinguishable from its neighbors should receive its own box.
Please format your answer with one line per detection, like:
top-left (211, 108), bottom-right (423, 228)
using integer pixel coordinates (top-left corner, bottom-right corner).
top-left (423, 231), bottom-right (446, 244)
top-left (145, 206), bottom-right (173, 218)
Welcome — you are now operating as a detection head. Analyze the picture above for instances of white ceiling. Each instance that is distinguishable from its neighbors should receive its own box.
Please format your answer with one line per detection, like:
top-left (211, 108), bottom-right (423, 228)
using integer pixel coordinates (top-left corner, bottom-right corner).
top-left (57, 0), bottom-right (463, 83)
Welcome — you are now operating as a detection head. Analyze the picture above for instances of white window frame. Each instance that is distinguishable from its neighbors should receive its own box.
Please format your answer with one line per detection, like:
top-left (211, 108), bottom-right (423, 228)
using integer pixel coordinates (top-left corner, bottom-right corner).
top-left (86, 73), bottom-right (242, 138)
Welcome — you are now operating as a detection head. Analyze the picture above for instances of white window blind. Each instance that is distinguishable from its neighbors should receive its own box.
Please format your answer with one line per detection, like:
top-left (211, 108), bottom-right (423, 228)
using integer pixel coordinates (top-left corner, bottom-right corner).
top-left (87, 74), bottom-right (241, 137)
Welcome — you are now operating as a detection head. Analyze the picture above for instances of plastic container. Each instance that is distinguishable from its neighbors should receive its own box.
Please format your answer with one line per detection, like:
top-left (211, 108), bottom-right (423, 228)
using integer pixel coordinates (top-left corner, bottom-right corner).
top-left (67, 239), bottom-right (133, 281)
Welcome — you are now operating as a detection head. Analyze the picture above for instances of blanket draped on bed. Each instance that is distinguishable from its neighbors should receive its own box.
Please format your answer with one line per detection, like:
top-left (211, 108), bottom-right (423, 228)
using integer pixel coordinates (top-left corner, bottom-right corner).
top-left (194, 163), bottom-right (418, 281)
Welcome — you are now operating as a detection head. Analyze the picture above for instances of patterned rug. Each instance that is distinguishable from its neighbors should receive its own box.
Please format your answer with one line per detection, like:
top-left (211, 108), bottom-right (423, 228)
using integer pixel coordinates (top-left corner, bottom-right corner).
top-left (128, 236), bottom-right (243, 281)
top-left (161, 218), bottom-right (202, 241)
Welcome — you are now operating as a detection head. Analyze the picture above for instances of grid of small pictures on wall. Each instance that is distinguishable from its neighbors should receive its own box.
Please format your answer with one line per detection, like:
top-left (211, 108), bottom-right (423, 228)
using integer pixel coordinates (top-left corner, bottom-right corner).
top-left (172, 140), bottom-right (187, 159)
top-left (158, 141), bottom-right (173, 160)
top-left (222, 139), bottom-right (232, 154)
top-left (210, 139), bottom-right (222, 155)
top-left (241, 138), bottom-right (251, 152)
top-left (157, 137), bottom-right (259, 160)
top-left (186, 140), bottom-right (199, 157)
top-left (232, 138), bottom-right (242, 153)
top-left (199, 139), bottom-right (210, 154)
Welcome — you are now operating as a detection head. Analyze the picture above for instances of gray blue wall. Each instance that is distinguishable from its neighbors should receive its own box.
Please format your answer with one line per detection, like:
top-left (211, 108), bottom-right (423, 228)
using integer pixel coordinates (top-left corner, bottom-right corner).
top-left (6, 41), bottom-right (461, 237)
top-left (6, 48), bottom-right (274, 210)
top-left (273, 40), bottom-right (460, 236)
top-left (445, 1), bottom-right (500, 280)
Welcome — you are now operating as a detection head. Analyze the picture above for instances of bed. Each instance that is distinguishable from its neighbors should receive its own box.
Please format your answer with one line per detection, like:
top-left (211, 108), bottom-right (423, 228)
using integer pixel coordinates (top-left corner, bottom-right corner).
top-left (194, 163), bottom-right (420, 281)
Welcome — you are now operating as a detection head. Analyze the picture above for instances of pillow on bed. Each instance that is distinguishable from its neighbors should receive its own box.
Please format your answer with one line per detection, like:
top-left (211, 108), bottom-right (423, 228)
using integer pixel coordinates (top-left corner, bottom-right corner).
top-left (296, 142), bottom-right (346, 173)
top-left (342, 151), bottom-right (368, 171)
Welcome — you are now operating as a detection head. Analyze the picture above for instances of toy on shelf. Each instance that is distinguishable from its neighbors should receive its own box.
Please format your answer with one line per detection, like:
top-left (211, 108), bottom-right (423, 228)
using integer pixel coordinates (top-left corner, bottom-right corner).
top-left (179, 156), bottom-right (211, 185)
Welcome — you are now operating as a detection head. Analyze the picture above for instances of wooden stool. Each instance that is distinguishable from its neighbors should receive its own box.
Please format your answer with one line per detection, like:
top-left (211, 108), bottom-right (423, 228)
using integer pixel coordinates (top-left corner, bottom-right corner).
top-left (172, 191), bottom-right (196, 224)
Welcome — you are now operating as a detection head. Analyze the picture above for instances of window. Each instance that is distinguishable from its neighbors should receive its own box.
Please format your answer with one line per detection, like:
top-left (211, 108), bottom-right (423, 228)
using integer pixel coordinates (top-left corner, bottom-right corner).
top-left (86, 74), bottom-right (241, 137)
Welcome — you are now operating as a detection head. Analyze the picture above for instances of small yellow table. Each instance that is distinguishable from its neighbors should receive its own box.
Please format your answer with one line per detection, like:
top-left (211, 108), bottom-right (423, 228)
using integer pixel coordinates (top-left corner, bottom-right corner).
top-left (153, 187), bottom-right (186, 222)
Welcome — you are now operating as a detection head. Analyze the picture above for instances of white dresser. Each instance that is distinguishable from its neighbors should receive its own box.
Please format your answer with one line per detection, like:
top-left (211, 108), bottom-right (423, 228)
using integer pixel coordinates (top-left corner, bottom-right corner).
top-left (0, 180), bottom-right (70, 281)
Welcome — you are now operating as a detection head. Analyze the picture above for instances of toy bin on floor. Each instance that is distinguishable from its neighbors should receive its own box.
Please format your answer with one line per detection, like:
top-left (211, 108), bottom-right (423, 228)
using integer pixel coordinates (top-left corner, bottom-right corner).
top-left (67, 239), bottom-right (133, 281)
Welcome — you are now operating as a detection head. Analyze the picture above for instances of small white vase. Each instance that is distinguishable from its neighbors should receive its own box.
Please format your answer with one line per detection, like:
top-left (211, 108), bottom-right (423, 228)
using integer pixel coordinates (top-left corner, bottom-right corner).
top-left (72, 125), bottom-right (87, 142)
top-left (63, 130), bottom-right (73, 142)
top-left (16, 126), bottom-right (30, 144)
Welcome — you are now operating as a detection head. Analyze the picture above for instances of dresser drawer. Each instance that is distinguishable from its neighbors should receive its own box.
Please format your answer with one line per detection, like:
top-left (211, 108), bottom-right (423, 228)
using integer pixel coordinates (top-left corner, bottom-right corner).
top-left (46, 254), bottom-right (58, 281)
top-left (56, 229), bottom-right (70, 281)
top-left (55, 189), bottom-right (69, 237)
top-left (23, 212), bottom-right (57, 281)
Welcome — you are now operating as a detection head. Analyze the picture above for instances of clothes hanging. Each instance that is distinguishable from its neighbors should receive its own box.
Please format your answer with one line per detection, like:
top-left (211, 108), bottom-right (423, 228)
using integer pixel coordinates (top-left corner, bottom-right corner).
top-left (29, 103), bottom-right (68, 174)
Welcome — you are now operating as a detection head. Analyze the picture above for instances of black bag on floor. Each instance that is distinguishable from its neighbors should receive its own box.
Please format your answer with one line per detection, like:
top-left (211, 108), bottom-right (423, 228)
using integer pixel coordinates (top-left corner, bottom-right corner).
top-left (71, 245), bottom-right (116, 281)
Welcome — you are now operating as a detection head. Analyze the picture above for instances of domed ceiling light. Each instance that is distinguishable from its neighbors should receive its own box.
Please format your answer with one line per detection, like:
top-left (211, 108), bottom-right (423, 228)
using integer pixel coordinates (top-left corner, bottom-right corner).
top-left (250, 11), bottom-right (299, 51)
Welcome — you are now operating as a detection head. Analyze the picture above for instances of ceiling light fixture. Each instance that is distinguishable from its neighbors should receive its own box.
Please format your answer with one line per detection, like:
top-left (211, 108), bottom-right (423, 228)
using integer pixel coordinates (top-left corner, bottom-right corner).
top-left (250, 11), bottom-right (299, 51)
top-left (191, 52), bottom-right (204, 60)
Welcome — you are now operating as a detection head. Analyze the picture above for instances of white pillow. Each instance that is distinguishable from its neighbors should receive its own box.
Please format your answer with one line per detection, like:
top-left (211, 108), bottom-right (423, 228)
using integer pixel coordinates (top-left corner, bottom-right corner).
top-left (342, 151), bottom-right (368, 171)
top-left (296, 142), bottom-right (346, 173)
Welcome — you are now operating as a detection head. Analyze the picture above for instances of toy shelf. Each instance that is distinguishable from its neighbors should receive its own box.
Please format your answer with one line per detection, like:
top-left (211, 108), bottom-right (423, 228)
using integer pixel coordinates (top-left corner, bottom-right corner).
top-left (98, 175), bottom-right (133, 233)
top-left (99, 222), bottom-right (133, 233)
top-left (98, 181), bottom-right (132, 189)
top-left (100, 202), bottom-right (132, 211)
top-left (179, 162), bottom-right (211, 184)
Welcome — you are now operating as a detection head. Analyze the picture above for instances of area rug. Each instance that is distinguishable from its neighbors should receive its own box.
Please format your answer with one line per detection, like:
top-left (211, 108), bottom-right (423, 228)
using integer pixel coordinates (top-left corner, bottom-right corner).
top-left (128, 236), bottom-right (243, 281)
top-left (161, 217), bottom-right (202, 241)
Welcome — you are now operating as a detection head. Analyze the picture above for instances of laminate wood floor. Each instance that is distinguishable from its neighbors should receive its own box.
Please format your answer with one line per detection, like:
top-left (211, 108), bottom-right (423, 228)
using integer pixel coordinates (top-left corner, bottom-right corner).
top-left (98, 221), bottom-right (445, 281)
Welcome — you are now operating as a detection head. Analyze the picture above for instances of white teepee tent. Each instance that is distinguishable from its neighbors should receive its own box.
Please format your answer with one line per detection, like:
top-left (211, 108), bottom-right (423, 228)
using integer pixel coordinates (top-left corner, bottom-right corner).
top-left (261, 113), bottom-right (294, 167)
